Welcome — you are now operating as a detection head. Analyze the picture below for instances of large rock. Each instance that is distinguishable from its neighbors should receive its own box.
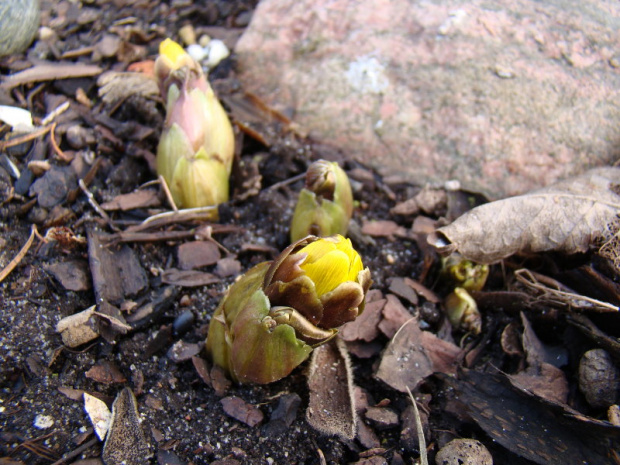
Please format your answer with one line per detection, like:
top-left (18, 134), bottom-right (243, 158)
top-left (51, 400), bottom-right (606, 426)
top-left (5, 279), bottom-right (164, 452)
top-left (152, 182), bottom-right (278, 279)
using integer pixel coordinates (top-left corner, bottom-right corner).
top-left (235, 0), bottom-right (620, 198)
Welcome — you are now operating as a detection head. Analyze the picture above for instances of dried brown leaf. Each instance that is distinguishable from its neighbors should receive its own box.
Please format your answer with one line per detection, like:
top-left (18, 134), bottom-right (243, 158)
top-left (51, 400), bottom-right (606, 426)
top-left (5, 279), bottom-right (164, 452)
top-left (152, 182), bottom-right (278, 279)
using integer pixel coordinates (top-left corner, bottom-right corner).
top-left (375, 319), bottom-right (462, 392)
top-left (429, 167), bottom-right (620, 264)
top-left (339, 298), bottom-right (385, 342)
top-left (220, 396), bottom-right (264, 427)
top-left (85, 360), bottom-right (127, 385)
top-left (103, 388), bottom-right (152, 465)
top-left (100, 189), bottom-right (160, 211)
top-left (306, 338), bottom-right (357, 440)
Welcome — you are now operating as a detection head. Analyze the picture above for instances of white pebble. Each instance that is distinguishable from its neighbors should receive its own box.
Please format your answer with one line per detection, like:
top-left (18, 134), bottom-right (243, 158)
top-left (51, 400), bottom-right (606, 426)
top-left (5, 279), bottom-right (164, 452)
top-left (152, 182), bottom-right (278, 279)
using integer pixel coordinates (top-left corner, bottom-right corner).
top-left (206, 40), bottom-right (230, 68)
top-left (34, 414), bottom-right (54, 429)
top-left (187, 44), bottom-right (208, 62)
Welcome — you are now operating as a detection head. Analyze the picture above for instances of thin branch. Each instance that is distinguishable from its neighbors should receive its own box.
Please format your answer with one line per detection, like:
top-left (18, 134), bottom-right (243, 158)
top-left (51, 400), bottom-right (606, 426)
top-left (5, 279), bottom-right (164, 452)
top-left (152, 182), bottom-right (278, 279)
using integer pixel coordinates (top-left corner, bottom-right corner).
top-left (0, 224), bottom-right (37, 284)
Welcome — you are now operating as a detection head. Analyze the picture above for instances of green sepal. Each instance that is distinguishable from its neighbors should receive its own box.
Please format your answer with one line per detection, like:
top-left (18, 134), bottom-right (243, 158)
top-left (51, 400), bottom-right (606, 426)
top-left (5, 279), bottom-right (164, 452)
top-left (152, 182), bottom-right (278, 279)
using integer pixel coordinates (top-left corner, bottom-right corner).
top-left (290, 189), bottom-right (349, 242)
top-left (169, 146), bottom-right (230, 208)
top-left (206, 262), bottom-right (313, 384)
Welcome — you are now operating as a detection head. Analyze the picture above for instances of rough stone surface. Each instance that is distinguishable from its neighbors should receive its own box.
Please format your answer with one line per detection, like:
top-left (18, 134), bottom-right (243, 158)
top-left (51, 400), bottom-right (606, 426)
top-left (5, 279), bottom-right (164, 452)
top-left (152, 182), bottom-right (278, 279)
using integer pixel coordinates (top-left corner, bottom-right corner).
top-left (235, 0), bottom-right (620, 198)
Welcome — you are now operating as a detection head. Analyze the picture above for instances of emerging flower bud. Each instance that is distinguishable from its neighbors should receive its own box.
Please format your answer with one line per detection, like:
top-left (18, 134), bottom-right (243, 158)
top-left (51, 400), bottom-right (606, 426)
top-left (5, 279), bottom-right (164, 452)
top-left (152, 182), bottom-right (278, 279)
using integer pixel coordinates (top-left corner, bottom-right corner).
top-left (290, 160), bottom-right (354, 243)
top-left (441, 254), bottom-right (489, 292)
top-left (155, 38), bottom-right (234, 209)
top-left (444, 287), bottom-right (481, 335)
top-left (206, 235), bottom-right (371, 384)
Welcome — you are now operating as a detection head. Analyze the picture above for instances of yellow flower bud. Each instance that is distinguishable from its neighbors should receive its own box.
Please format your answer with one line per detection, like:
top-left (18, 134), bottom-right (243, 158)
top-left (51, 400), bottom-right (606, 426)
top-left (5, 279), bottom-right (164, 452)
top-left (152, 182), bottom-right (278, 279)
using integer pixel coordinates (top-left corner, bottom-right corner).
top-left (440, 254), bottom-right (489, 292)
top-left (444, 287), bottom-right (481, 335)
top-left (206, 235), bottom-right (372, 384)
top-left (155, 39), bottom-right (234, 209)
top-left (290, 160), bottom-right (354, 242)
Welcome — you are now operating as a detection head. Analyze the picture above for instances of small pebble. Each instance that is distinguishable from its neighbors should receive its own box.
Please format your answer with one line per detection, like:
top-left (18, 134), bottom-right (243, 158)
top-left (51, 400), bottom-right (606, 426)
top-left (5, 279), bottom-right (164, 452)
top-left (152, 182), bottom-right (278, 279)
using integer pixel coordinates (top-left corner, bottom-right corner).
top-left (0, 0), bottom-right (40, 57)
top-left (579, 348), bottom-right (619, 408)
top-left (187, 43), bottom-right (208, 62)
top-left (34, 414), bottom-right (54, 429)
top-left (206, 39), bottom-right (230, 68)
top-left (435, 438), bottom-right (492, 465)
top-left (173, 309), bottom-right (195, 336)
top-left (179, 24), bottom-right (197, 45)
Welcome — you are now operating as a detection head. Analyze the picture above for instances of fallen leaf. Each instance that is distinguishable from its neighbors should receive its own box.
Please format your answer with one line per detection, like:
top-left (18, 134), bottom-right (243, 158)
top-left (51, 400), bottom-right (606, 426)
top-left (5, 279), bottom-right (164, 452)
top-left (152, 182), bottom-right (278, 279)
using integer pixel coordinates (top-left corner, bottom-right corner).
top-left (376, 319), bottom-right (462, 392)
top-left (220, 396), bottom-right (264, 427)
top-left (507, 313), bottom-right (569, 404)
top-left (339, 298), bottom-right (385, 342)
top-left (429, 167), bottom-right (620, 264)
top-left (177, 241), bottom-right (221, 270)
top-left (88, 229), bottom-right (149, 305)
top-left (103, 388), bottom-right (152, 465)
top-left (167, 340), bottom-right (201, 363)
top-left (361, 220), bottom-right (408, 239)
top-left (378, 294), bottom-right (414, 339)
top-left (100, 189), bottom-right (160, 211)
top-left (44, 259), bottom-right (92, 291)
top-left (261, 394), bottom-right (301, 435)
top-left (85, 360), bottom-right (127, 384)
top-left (306, 338), bottom-right (357, 440)
top-left (97, 71), bottom-right (159, 104)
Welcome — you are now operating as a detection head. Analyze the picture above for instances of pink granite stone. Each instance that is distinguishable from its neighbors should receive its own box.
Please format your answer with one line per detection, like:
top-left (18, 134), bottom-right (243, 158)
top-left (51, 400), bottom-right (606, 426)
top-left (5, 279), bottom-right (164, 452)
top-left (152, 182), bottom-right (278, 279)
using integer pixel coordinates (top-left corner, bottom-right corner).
top-left (235, 0), bottom-right (620, 198)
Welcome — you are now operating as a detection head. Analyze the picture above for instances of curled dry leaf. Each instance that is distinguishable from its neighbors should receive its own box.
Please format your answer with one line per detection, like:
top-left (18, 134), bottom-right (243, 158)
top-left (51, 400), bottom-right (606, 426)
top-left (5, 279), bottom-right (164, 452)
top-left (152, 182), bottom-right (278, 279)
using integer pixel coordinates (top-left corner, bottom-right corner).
top-left (428, 167), bottom-right (620, 264)
top-left (306, 338), bottom-right (357, 440)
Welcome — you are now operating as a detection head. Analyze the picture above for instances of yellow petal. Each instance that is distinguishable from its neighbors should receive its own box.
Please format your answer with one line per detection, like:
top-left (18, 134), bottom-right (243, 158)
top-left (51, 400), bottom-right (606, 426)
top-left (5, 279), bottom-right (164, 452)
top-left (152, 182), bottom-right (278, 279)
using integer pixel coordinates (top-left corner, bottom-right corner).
top-left (299, 237), bottom-right (337, 265)
top-left (159, 39), bottom-right (188, 69)
top-left (301, 250), bottom-right (350, 296)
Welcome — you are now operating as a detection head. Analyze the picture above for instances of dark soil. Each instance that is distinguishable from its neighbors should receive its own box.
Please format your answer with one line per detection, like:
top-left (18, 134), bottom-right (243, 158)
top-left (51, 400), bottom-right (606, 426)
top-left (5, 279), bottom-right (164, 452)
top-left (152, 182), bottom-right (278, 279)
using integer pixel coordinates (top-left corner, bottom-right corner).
top-left (1, 2), bottom-right (619, 465)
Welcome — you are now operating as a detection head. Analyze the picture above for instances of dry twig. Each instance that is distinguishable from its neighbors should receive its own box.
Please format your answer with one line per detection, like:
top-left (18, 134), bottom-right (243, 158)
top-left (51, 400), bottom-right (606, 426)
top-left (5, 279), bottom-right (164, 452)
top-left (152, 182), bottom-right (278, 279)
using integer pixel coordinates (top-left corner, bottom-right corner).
top-left (0, 224), bottom-right (37, 284)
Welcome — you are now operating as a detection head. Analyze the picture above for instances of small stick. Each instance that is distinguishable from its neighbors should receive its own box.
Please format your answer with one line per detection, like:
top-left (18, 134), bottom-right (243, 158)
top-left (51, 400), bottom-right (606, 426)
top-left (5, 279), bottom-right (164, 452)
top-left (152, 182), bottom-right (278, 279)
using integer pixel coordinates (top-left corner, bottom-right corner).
top-left (159, 175), bottom-right (178, 212)
top-left (128, 206), bottom-right (218, 232)
top-left (49, 122), bottom-right (73, 162)
top-left (0, 125), bottom-right (52, 151)
top-left (406, 385), bottom-right (429, 465)
top-left (79, 179), bottom-right (120, 232)
top-left (0, 224), bottom-right (37, 284)
top-left (267, 172), bottom-right (305, 191)
top-left (41, 100), bottom-right (71, 126)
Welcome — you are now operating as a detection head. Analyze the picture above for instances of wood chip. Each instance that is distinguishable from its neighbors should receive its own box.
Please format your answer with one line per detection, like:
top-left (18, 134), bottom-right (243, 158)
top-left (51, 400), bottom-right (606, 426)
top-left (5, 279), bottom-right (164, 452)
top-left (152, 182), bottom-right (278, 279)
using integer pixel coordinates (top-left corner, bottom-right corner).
top-left (161, 268), bottom-right (220, 287)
